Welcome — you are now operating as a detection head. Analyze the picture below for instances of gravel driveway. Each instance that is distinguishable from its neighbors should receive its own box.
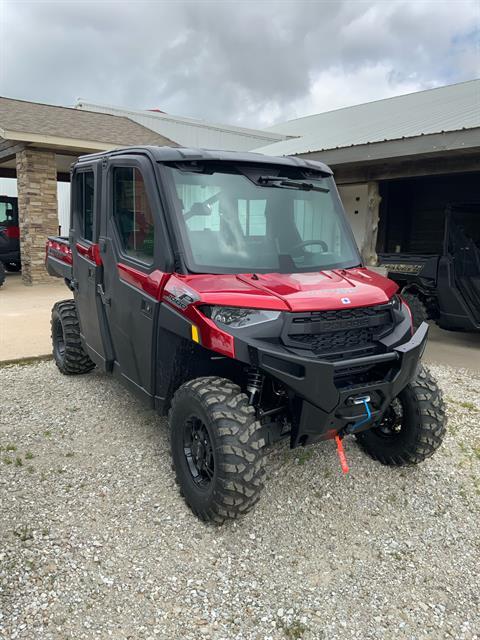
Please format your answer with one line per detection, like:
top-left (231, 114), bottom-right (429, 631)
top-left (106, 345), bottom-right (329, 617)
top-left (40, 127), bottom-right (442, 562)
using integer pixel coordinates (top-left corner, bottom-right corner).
top-left (1, 361), bottom-right (479, 640)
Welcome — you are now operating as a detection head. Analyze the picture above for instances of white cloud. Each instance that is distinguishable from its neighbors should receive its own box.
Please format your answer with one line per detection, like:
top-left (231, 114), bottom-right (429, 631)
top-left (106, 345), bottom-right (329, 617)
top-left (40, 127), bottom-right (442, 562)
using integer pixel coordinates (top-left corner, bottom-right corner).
top-left (0, 0), bottom-right (478, 127)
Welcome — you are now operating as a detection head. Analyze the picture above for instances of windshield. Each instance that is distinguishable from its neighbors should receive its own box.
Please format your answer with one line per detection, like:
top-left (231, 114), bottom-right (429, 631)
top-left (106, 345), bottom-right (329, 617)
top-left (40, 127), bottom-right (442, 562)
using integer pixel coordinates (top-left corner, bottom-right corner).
top-left (165, 165), bottom-right (361, 274)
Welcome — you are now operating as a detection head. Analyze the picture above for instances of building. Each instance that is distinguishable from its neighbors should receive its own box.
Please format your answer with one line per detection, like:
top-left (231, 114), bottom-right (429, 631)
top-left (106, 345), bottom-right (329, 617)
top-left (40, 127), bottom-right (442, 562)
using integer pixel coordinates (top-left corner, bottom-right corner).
top-left (75, 100), bottom-right (288, 151)
top-left (0, 97), bottom-right (288, 284)
top-left (256, 80), bottom-right (480, 264)
top-left (1, 81), bottom-right (478, 284)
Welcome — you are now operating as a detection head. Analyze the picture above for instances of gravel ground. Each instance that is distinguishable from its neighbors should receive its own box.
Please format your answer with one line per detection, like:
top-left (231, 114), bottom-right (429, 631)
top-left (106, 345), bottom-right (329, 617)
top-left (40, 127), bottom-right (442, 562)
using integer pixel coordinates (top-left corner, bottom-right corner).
top-left (0, 360), bottom-right (479, 640)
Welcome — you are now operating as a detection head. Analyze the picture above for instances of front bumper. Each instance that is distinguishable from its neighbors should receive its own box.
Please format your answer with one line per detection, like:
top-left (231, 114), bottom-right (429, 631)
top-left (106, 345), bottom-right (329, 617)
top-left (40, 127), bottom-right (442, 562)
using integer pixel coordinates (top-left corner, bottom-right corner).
top-left (234, 322), bottom-right (429, 447)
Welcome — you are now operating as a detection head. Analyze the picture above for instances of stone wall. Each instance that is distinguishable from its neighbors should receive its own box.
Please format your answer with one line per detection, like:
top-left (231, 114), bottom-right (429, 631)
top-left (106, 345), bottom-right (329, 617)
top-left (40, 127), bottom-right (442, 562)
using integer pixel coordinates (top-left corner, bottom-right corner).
top-left (16, 148), bottom-right (58, 285)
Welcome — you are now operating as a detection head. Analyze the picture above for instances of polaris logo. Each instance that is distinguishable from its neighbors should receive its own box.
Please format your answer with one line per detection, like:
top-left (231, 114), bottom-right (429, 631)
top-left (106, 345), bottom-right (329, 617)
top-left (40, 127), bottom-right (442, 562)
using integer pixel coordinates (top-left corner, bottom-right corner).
top-left (341, 297), bottom-right (351, 305)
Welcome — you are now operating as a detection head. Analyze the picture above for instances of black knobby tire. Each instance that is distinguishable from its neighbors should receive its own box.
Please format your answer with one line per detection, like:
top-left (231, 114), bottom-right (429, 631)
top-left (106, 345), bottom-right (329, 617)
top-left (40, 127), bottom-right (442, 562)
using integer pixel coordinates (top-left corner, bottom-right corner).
top-left (402, 291), bottom-right (429, 330)
top-left (51, 299), bottom-right (95, 375)
top-left (169, 377), bottom-right (266, 523)
top-left (356, 365), bottom-right (446, 465)
top-left (0, 262), bottom-right (5, 288)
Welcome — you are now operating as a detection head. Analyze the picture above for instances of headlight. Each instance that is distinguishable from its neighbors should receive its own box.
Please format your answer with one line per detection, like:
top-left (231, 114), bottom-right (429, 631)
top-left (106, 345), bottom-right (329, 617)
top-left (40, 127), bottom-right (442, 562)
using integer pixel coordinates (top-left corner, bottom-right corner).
top-left (202, 306), bottom-right (281, 328)
top-left (390, 294), bottom-right (402, 311)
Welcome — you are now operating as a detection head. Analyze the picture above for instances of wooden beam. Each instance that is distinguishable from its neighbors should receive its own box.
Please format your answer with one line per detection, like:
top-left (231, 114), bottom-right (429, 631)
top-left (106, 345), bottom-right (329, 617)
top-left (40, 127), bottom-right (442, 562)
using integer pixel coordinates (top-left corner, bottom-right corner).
top-left (0, 140), bottom-right (26, 162)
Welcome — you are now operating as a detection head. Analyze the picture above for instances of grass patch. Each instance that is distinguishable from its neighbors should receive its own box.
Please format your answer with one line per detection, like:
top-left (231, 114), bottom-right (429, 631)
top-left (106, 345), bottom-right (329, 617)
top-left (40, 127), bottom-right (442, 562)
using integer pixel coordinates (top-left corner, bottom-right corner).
top-left (14, 525), bottom-right (33, 542)
top-left (296, 449), bottom-right (314, 466)
top-left (3, 457), bottom-right (13, 465)
top-left (65, 452), bottom-right (74, 458)
top-left (44, 430), bottom-right (52, 438)
top-left (1, 443), bottom-right (17, 452)
top-left (279, 619), bottom-right (307, 639)
top-left (15, 456), bottom-right (23, 467)
top-left (25, 451), bottom-right (34, 460)
top-left (457, 401), bottom-right (477, 411)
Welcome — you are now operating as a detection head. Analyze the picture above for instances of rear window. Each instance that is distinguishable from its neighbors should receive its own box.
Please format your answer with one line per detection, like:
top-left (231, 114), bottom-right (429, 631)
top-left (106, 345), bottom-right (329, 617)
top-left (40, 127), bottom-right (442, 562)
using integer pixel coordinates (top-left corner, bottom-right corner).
top-left (0, 199), bottom-right (18, 225)
top-left (76, 171), bottom-right (95, 241)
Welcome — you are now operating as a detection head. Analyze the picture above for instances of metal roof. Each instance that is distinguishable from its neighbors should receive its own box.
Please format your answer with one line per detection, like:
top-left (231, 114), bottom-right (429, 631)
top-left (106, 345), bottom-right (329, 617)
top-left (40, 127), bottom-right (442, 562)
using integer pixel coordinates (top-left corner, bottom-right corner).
top-left (256, 80), bottom-right (480, 156)
top-left (77, 145), bottom-right (333, 174)
top-left (76, 101), bottom-right (289, 152)
top-left (0, 96), bottom-right (176, 148)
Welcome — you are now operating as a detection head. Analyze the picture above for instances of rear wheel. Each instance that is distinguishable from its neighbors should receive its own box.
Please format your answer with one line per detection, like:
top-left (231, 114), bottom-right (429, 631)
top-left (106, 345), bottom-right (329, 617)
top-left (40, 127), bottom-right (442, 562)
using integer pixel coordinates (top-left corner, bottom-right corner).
top-left (169, 377), bottom-right (266, 523)
top-left (51, 300), bottom-right (95, 375)
top-left (0, 262), bottom-right (5, 288)
top-left (402, 291), bottom-right (429, 330)
top-left (356, 365), bottom-right (446, 465)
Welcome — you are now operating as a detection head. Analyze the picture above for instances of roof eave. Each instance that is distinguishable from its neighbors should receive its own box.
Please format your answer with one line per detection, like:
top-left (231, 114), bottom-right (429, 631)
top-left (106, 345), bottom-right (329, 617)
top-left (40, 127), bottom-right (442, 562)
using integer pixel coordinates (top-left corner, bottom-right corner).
top-left (0, 129), bottom-right (119, 153)
top-left (269, 127), bottom-right (480, 165)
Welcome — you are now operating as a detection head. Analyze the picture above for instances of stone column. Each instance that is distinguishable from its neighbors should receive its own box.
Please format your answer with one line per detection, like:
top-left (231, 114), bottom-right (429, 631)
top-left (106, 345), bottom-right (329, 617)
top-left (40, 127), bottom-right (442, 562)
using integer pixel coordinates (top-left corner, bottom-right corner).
top-left (16, 148), bottom-right (58, 284)
top-left (361, 181), bottom-right (382, 266)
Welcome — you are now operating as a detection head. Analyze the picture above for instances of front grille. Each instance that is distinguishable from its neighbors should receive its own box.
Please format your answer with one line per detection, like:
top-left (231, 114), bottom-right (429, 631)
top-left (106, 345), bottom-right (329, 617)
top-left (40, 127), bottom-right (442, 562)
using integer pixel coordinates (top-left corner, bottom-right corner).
top-left (283, 304), bottom-right (394, 361)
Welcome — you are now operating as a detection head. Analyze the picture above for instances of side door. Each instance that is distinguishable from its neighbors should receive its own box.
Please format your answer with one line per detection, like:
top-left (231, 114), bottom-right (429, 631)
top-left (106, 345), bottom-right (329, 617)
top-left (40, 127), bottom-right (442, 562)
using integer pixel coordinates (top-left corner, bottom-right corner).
top-left (101, 156), bottom-right (167, 398)
top-left (71, 165), bottom-right (111, 369)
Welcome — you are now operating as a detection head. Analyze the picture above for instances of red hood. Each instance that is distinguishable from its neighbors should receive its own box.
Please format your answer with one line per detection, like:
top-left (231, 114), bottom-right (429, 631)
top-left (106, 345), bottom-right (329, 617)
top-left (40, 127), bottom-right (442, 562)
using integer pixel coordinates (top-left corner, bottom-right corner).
top-left (178, 268), bottom-right (398, 312)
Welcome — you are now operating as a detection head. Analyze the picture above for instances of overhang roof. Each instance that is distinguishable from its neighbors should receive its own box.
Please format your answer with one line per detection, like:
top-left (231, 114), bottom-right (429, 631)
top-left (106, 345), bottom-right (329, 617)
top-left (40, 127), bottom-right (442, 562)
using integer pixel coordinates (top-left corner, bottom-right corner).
top-left (0, 96), bottom-right (177, 152)
top-left (256, 80), bottom-right (480, 156)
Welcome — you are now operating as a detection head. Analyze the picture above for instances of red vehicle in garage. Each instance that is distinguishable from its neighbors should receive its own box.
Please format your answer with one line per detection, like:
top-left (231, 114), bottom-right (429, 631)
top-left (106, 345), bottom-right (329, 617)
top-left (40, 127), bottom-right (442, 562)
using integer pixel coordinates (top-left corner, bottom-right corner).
top-left (0, 195), bottom-right (21, 287)
top-left (46, 146), bottom-right (446, 523)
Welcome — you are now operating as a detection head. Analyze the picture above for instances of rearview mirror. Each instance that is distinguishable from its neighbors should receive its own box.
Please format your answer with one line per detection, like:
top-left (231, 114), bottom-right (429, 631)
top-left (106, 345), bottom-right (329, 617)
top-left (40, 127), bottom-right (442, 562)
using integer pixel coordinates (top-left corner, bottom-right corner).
top-left (184, 202), bottom-right (212, 220)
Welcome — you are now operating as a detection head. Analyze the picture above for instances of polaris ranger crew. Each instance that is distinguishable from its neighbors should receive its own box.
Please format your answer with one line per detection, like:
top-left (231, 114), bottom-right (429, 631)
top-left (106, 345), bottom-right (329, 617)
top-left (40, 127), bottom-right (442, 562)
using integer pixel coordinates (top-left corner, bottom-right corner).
top-left (46, 147), bottom-right (446, 523)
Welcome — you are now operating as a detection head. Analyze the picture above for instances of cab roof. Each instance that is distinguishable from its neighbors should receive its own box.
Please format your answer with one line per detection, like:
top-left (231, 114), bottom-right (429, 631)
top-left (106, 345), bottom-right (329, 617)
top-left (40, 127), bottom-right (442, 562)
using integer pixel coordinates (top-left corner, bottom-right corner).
top-left (76, 145), bottom-right (333, 175)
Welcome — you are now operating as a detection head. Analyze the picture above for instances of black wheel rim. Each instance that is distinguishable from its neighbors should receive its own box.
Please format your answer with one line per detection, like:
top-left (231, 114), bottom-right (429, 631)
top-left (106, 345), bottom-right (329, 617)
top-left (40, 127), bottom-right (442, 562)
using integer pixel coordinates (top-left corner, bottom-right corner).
top-left (183, 417), bottom-right (215, 489)
top-left (376, 397), bottom-right (404, 438)
top-left (53, 319), bottom-right (66, 359)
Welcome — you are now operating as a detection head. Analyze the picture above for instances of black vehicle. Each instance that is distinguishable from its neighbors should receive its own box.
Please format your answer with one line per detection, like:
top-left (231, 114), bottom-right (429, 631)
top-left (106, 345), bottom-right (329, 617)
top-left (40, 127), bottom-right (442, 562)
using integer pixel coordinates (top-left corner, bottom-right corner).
top-left (0, 195), bottom-right (21, 286)
top-left (379, 204), bottom-right (480, 332)
top-left (46, 146), bottom-right (446, 523)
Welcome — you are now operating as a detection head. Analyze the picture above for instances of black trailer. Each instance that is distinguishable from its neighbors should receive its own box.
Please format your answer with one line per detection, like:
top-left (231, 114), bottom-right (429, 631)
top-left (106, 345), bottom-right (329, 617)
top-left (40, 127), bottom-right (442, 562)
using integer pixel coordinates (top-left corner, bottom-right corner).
top-left (379, 203), bottom-right (480, 332)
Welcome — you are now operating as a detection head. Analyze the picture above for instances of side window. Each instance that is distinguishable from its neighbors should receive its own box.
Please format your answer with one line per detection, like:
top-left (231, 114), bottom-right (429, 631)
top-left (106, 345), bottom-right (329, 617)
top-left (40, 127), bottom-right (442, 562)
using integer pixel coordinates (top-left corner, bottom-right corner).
top-left (76, 171), bottom-right (94, 241)
top-left (113, 167), bottom-right (155, 263)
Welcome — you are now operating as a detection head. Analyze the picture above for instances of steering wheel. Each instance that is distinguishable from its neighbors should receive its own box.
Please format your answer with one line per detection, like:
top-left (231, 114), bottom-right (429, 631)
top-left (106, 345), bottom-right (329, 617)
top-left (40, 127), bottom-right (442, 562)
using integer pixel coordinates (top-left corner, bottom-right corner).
top-left (291, 240), bottom-right (328, 255)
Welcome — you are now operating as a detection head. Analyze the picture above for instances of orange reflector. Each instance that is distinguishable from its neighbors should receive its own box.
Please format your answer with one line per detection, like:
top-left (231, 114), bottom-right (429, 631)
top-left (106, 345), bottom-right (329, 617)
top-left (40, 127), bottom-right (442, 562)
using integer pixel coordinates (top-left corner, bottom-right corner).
top-left (335, 435), bottom-right (349, 474)
top-left (191, 325), bottom-right (200, 343)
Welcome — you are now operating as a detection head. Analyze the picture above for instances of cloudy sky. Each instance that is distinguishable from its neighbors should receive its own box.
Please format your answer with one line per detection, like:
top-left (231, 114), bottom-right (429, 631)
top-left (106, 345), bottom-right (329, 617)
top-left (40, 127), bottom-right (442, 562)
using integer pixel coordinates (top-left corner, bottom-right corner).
top-left (0, 0), bottom-right (478, 128)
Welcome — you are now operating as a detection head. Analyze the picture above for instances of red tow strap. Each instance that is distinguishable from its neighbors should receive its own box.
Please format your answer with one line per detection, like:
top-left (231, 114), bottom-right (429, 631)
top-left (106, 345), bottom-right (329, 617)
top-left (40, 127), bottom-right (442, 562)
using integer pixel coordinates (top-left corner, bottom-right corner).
top-left (335, 435), bottom-right (350, 474)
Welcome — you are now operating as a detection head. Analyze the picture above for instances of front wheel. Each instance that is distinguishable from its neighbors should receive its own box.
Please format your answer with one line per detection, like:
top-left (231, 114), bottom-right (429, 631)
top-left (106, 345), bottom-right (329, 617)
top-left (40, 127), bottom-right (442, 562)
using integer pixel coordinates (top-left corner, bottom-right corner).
top-left (0, 262), bottom-right (5, 287)
top-left (169, 377), bottom-right (266, 524)
top-left (356, 365), bottom-right (446, 465)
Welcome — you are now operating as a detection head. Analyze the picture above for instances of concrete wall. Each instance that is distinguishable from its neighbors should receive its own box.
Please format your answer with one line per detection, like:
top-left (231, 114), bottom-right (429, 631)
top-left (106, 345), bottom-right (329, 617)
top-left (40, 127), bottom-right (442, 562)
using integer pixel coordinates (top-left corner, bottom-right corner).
top-left (338, 183), bottom-right (369, 250)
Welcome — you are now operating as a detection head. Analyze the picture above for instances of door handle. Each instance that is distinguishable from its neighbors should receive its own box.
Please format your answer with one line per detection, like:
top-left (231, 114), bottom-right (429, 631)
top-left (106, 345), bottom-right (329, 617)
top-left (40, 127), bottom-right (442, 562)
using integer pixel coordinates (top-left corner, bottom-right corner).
top-left (141, 298), bottom-right (153, 317)
top-left (97, 284), bottom-right (111, 306)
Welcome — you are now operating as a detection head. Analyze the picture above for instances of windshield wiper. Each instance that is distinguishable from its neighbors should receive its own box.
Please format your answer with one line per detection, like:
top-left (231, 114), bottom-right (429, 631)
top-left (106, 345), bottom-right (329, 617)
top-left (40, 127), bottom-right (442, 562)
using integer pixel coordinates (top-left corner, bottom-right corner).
top-left (257, 175), bottom-right (330, 193)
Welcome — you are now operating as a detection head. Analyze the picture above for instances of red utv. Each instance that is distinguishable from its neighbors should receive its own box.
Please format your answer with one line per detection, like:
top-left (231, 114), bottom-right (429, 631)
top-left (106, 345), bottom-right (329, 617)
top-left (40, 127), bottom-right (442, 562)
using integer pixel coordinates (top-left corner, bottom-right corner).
top-left (46, 147), bottom-right (446, 523)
